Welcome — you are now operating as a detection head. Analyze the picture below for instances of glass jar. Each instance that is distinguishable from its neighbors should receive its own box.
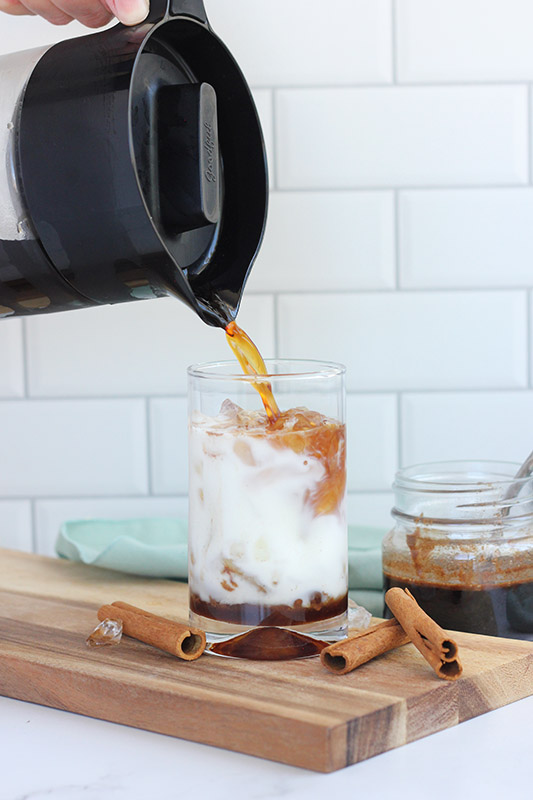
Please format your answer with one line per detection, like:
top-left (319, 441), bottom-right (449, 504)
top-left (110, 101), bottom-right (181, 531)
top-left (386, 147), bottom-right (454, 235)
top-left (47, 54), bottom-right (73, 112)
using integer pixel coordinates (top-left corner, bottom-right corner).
top-left (382, 461), bottom-right (533, 640)
top-left (187, 359), bottom-right (347, 655)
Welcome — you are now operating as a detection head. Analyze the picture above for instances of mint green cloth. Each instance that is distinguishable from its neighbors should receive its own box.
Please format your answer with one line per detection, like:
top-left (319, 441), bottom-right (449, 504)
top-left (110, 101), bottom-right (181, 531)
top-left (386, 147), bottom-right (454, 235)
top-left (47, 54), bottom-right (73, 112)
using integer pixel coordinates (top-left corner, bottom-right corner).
top-left (349, 590), bottom-right (384, 618)
top-left (346, 525), bottom-right (386, 616)
top-left (56, 518), bottom-right (189, 578)
top-left (56, 518), bottom-right (385, 613)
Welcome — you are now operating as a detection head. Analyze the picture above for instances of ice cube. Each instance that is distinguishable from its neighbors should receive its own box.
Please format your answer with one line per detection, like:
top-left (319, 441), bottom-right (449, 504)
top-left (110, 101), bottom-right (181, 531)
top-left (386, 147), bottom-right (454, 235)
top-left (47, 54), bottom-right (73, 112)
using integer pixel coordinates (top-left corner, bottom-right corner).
top-left (348, 601), bottom-right (372, 630)
top-left (86, 618), bottom-right (123, 647)
top-left (219, 398), bottom-right (242, 418)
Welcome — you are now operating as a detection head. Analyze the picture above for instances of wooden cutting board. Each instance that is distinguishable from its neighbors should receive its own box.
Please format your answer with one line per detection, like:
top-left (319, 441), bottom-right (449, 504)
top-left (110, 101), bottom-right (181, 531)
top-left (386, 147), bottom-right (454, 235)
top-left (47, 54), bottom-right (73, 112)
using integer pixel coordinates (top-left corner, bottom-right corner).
top-left (1, 548), bottom-right (533, 773)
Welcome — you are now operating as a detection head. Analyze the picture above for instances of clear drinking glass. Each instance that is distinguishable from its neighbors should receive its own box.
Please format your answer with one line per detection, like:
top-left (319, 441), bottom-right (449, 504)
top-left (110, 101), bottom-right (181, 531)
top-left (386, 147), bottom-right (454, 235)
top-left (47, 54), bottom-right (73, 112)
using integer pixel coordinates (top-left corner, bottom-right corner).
top-left (187, 359), bottom-right (348, 651)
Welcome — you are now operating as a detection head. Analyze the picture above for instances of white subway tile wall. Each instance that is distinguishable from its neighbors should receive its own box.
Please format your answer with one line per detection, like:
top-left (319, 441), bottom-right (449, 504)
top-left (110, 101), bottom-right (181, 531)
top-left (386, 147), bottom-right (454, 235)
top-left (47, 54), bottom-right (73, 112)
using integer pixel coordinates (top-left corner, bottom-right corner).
top-left (25, 295), bottom-right (275, 396)
top-left (0, 319), bottom-right (24, 398)
top-left (248, 191), bottom-right (395, 292)
top-left (149, 398), bottom-right (188, 495)
top-left (396, 0), bottom-right (533, 83)
top-left (278, 292), bottom-right (528, 390)
top-left (0, 400), bottom-right (148, 497)
top-left (346, 395), bottom-right (398, 491)
top-left (207, 0), bottom-right (393, 87)
top-left (275, 86), bottom-right (528, 188)
top-left (0, 0), bottom-right (532, 554)
top-left (0, 501), bottom-right (32, 551)
top-left (399, 189), bottom-right (533, 288)
top-left (250, 89), bottom-right (274, 185)
top-left (346, 493), bottom-right (396, 531)
top-left (401, 392), bottom-right (533, 466)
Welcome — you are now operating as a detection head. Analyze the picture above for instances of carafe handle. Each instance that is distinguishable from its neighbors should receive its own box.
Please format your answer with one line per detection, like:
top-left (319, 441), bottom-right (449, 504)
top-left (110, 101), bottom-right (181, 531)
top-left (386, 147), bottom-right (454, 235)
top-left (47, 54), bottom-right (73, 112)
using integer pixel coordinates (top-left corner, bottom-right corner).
top-left (145, 0), bottom-right (207, 24)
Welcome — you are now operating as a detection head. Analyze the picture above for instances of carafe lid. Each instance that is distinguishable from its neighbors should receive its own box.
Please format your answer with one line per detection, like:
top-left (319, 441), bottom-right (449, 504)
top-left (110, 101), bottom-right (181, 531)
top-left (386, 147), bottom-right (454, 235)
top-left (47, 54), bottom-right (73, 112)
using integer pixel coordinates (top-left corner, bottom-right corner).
top-left (17, 0), bottom-right (268, 326)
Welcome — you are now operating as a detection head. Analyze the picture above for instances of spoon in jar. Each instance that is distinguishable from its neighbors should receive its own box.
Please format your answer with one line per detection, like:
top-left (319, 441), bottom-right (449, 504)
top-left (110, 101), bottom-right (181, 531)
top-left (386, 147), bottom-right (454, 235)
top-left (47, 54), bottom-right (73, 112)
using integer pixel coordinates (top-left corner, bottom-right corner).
top-left (502, 448), bottom-right (533, 515)
top-left (457, 450), bottom-right (533, 514)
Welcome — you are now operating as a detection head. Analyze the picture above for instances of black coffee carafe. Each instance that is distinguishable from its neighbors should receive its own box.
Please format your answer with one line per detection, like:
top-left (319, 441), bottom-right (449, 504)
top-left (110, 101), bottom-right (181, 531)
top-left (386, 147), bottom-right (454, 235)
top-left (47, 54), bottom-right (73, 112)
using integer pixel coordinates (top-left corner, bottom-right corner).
top-left (0, 0), bottom-right (268, 327)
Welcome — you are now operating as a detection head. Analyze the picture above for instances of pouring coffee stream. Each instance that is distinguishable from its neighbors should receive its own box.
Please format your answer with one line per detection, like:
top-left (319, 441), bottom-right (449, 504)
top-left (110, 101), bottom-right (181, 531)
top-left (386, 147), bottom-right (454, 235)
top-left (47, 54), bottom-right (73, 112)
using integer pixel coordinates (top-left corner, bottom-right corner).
top-left (225, 322), bottom-right (280, 422)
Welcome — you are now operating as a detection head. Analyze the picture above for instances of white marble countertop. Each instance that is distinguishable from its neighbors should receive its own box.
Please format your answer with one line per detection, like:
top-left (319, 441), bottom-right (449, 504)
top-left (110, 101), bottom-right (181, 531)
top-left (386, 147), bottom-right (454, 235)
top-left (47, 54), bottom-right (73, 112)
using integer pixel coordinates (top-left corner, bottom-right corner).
top-left (1, 694), bottom-right (532, 800)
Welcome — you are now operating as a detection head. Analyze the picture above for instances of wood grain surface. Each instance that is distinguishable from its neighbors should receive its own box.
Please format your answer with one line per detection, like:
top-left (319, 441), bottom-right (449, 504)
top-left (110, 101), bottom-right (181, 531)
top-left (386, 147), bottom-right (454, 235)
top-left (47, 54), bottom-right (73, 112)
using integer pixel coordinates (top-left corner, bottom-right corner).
top-left (1, 548), bottom-right (532, 772)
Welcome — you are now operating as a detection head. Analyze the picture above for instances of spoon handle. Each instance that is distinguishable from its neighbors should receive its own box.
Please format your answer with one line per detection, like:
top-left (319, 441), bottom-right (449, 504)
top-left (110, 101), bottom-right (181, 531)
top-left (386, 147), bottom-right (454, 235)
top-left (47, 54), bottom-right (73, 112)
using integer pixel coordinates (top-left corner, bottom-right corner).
top-left (502, 449), bottom-right (533, 514)
top-left (512, 449), bottom-right (533, 481)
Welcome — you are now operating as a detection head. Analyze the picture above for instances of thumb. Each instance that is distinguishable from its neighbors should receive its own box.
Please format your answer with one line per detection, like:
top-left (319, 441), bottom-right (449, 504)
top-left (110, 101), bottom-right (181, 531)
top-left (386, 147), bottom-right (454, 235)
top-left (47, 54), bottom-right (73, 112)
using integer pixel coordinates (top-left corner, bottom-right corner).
top-left (105, 0), bottom-right (149, 25)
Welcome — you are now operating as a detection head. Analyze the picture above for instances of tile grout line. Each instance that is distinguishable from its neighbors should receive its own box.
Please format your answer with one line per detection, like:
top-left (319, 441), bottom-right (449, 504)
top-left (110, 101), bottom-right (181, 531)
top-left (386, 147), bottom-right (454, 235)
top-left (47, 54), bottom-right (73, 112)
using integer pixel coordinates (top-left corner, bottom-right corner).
top-left (393, 189), bottom-right (400, 289)
top-left (0, 490), bottom-right (393, 502)
top-left (0, 394), bottom-right (187, 402)
top-left (273, 293), bottom-right (280, 359)
top-left (21, 318), bottom-right (30, 398)
top-left (269, 89), bottom-right (277, 191)
top-left (396, 392), bottom-right (403, 470)
top-left (248, 287), bottom-right (533, 295)
top-left (252, 80), bottom-right (533, 90)
top-left (0, 386), bottom-right (531, 403)
top-left (390, 0), bottom-right (398, 84)
top-left (264, 287), bottom-right (531, 295)
top-left (145, 397), bottom-right (154, 495)
top-left (30, 498), bottom-right (37, 554)
top-left (526, 291), bottom-right (533, 388)
top-left (272, 183), bottom-right (530, 193)
top-left (528, 84), bottom-right (532, 184)
top-left (269, 87), bottom-right (279, 191)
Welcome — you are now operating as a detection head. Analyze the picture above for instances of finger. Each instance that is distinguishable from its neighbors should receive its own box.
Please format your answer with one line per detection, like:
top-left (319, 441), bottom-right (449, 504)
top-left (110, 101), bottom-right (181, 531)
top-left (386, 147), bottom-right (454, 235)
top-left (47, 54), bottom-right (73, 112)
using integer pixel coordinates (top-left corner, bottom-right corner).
top-left (0, 0), bottom-right (36, 15)
top-left (17, 0), bottom-right (73, 24)
top-left (104, 0), bottom-right (148, 26)
top-left (52, 0), bottom-right (113, 27)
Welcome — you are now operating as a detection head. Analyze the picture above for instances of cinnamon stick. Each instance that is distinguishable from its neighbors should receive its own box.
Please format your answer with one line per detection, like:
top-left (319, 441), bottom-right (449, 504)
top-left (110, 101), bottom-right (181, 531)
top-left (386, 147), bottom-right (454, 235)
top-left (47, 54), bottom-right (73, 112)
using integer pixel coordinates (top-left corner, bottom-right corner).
top-left (97, 601), bottom-right (206, 661)
top-left (385, 588), bottom-right (463, 681)
top-left (320, 619), bottom-right (409, 674)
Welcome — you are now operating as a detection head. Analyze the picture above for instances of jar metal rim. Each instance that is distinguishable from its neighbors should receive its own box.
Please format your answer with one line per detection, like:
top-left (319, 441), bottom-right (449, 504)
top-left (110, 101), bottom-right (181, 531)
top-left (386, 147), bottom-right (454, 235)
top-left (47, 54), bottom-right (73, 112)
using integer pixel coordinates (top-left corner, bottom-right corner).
top-left (393, 460), bottom-right (532, 493)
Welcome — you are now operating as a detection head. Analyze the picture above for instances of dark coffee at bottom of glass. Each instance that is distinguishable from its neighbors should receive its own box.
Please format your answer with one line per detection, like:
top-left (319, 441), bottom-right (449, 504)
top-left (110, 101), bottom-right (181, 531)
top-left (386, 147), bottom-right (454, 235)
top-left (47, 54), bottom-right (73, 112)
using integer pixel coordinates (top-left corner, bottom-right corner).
top-left (383, 576), bottom-right (533, 640)
top-left (209, 626), bottom-right (328, 660)
top-left (189, 591), bottom-right (348, 627)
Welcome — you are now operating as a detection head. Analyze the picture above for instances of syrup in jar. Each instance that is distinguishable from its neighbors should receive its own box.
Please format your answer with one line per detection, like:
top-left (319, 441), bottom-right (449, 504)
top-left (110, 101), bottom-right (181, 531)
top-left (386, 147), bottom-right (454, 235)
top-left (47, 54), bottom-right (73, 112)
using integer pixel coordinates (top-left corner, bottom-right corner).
top-left (383, 461), bottom-right (533, 640)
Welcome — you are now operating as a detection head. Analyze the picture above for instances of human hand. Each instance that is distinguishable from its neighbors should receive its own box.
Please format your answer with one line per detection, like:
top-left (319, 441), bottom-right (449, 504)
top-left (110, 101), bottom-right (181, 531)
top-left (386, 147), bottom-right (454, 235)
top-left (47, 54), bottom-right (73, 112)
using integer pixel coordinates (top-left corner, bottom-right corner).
top-left (0, 0), bottom-right (149, 28)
